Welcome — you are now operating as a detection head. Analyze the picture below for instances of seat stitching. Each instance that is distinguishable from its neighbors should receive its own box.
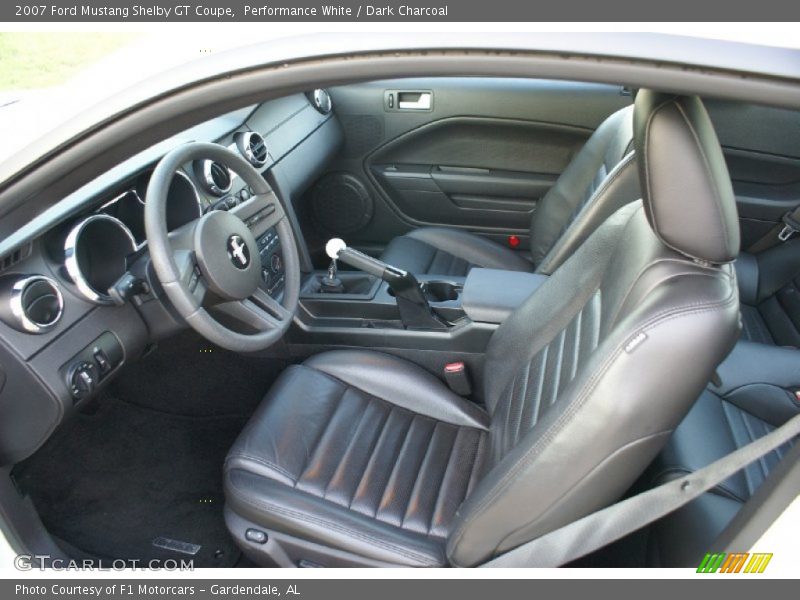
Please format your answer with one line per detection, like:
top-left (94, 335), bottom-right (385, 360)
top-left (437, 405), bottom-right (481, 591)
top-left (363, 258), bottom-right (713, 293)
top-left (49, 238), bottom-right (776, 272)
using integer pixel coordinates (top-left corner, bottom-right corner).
top-left (321, 393), bottom-right (373, 501)
top-left (348, 405), bottom-right (396, 511)
top-left (528, 346), bottom-right (548, 437)
top-left (720, 401), bottom-right (754, 498)
top-left (425, 426), bottom-right (462, 537)
top-left (297, 384), bottom-right (349, 486)
top-left (738, 408), bottom-right (768, 495)
top-left (226, 479), bottom-right (442, 566)
top-left (549, 328), bottom-right (567, 407)
top-left (514, 358), bottom-right (540, 447)
top-left (373, 414), bottom-right (416, 520)
top-left (400, 421), bottom-right (441, 532)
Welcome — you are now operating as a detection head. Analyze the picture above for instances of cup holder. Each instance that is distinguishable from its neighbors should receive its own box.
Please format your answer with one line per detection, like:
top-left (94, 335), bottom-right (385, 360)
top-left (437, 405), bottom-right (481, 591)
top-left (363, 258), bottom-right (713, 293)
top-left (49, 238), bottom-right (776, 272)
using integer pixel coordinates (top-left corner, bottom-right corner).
top-left (421, 281), bottom-right (460, 303)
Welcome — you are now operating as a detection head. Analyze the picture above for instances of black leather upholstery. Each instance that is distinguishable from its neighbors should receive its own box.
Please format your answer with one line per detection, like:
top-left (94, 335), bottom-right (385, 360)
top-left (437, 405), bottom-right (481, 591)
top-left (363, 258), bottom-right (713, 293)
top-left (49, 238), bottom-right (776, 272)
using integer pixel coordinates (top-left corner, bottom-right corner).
top-left (380, 227), bottom-right (532, 277)
top-left (647, 342), bottom-right (799, 567)
top-left (225, 351), bottom-right (488, 567)
top-left (379, 106), bottom-right (638, 277)
top-left (634, 91), bottom-right (739, 264)
top-left (224, 93), bottom-right (741, 567)
top-left (736, 239), bottom-right (800, 346)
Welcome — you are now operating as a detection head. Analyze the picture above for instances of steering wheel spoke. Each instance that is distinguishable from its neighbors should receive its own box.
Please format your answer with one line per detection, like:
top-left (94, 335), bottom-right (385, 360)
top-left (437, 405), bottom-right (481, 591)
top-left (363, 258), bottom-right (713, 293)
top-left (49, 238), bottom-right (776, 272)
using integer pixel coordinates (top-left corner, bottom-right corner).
top-left (215, 288), bottom-right (291, 332)
top-left (167, 219), bottom-right (197, 252)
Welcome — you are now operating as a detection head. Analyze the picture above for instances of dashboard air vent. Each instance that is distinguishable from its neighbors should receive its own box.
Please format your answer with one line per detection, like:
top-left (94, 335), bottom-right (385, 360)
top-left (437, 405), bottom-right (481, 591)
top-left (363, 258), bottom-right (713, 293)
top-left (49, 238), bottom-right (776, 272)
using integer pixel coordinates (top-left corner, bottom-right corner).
top-left (310, 89), bottom-right (333, 114)
top-left (194, 160), bottom-right (232, 196)
top-left (234, 131), bottom-right (268, 168)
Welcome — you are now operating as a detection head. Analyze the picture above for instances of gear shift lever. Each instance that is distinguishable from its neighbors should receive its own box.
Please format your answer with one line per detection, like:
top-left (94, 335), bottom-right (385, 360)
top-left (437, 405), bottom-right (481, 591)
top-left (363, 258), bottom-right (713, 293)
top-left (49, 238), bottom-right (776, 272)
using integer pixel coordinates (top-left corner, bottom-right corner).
top-left (319, 243), bottom-right (345, 293)
top-left (325, 238), bottom-right (447, 330)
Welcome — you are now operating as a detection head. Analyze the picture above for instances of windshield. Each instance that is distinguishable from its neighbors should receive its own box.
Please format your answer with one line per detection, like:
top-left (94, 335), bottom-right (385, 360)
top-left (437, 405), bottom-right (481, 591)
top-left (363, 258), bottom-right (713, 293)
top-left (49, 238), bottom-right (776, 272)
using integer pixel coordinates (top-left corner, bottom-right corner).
top-left (0, 31), bottom-right (294, 165)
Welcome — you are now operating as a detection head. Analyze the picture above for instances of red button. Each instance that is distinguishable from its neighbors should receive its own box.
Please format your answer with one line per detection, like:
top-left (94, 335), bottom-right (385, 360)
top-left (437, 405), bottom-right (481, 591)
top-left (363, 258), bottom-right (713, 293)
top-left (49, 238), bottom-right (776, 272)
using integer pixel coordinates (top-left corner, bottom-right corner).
top-left (445, 362), bottom-right (465, 373)
top-left (508, 235), bottom-right (521, 248)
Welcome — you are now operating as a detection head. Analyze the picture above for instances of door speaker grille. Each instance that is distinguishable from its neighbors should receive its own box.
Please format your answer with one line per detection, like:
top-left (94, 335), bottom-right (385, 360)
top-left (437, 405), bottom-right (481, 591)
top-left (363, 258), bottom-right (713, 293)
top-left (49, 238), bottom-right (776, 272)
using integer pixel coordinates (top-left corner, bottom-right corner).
top-left (310, 173), bottom-right (374, 235)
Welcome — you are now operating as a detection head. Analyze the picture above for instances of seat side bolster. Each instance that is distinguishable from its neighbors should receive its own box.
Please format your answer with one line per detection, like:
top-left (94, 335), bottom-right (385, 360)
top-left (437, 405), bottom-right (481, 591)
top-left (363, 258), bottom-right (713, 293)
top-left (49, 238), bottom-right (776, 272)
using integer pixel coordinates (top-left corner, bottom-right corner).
top-left (305, 350), bottom-right (490, 431)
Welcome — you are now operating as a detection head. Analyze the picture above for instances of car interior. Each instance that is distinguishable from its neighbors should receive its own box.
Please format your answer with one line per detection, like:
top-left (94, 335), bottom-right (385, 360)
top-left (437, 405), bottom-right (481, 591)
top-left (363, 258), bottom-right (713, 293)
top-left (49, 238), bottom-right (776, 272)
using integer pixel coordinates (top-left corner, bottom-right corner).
top-left (0, 77), bottom-right (798, 568)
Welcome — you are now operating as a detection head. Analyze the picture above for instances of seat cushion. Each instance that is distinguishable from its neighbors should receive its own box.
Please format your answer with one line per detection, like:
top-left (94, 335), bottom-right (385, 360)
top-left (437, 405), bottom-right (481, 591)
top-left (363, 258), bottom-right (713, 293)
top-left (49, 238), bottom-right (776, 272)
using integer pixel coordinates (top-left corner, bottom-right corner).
top-left (224, 350), bottom-right (489, 567)
top-left (380, 227), bottom-right (532, 277)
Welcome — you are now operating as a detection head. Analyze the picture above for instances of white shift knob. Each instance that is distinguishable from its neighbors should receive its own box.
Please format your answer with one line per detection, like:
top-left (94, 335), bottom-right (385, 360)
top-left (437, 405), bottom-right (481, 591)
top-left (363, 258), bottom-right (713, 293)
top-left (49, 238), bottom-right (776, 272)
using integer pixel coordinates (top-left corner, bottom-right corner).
top-left (325, 238), bottom-right (347, 259)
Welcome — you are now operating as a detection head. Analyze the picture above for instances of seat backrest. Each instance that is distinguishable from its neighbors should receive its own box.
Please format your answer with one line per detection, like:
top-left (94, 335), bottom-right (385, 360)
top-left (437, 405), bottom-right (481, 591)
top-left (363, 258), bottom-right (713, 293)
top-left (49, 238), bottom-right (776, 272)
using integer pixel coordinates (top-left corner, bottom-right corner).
top-left (736, 240), bottom-right (800, 346)
top-left (446, 92), bottom-right (742, 567)
top-left (529, 105), bottom-right (640, 273)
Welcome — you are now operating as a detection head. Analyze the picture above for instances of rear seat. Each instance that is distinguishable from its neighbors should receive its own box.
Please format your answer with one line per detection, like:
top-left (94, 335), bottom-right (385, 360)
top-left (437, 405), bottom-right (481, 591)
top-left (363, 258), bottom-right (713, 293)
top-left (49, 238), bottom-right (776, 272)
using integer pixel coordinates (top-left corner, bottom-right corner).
top-left (646, 231), bottom-right (800, 566)
top-left (736, 238), bottom-right (800, 346)
top-left (647, 340), bottom-right (799, 567)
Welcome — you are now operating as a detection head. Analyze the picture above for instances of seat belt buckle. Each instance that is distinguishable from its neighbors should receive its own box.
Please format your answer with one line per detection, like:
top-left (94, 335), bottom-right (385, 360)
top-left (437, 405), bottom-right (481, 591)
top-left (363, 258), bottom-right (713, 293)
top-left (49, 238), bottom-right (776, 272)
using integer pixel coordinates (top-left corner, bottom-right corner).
top-left (778, 211), bottom-right (800, 242)
top-left (444, 361), bottom-right (472, 397)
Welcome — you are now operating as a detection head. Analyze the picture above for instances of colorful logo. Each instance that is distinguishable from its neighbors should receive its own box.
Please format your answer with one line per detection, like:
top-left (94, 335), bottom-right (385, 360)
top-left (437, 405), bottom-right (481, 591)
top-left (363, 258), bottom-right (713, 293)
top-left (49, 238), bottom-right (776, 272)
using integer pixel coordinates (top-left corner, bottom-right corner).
top-left (696, 552), bottom-right (773, 573)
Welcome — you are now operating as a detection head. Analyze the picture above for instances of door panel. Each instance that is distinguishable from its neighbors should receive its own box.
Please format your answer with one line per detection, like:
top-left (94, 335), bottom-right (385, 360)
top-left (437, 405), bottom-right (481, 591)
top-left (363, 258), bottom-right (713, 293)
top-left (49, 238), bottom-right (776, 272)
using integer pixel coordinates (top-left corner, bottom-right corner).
top-left (369, 117), bottom-right (589, 230)
top-left (706, 100), bottom-right (800, 250)
top-left (298, 78), bottom-right (630, 263)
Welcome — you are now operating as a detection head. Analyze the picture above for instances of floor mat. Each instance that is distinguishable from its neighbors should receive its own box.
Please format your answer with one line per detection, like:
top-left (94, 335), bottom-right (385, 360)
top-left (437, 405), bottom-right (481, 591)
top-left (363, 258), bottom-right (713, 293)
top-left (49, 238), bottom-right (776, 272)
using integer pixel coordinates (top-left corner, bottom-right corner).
top-left (15, 398), bottom-right (247, 568)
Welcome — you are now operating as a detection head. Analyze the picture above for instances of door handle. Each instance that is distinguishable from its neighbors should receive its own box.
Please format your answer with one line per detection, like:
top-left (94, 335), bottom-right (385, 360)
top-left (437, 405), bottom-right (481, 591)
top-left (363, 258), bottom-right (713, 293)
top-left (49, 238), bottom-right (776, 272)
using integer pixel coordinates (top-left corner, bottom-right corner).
top-left (397, 91), bottom-right (432, 110)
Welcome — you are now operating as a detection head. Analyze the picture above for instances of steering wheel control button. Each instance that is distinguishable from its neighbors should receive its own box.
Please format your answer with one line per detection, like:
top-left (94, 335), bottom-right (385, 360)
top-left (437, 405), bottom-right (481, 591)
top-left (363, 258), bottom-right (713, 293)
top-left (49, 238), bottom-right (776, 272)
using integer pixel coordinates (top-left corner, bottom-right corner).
top-left (255, 228), bottom-right (284, 295)
top-left (227, 235), bottom-right (251, 270)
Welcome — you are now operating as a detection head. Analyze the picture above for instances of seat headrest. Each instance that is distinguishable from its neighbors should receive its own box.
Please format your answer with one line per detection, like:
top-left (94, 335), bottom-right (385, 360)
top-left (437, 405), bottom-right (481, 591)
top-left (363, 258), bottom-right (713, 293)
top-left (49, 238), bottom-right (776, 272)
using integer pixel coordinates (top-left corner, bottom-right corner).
top-left (634, 91), bottom-right (740, 263)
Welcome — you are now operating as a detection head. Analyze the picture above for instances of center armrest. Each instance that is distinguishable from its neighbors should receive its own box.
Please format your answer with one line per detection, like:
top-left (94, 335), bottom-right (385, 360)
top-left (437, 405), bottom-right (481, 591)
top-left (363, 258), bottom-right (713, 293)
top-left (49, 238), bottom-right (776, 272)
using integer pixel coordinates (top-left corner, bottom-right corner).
top-left (462, 268), bottom-right (548, 324)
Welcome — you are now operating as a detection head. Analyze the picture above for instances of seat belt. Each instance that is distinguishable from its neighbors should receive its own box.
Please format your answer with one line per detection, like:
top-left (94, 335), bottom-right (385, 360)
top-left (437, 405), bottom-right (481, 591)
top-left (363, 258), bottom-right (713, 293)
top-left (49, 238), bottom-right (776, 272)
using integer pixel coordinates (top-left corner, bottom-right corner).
top-left (747, 205), bottom-right (800, 254)
top-left (480, 413), bottom-right (800, 568)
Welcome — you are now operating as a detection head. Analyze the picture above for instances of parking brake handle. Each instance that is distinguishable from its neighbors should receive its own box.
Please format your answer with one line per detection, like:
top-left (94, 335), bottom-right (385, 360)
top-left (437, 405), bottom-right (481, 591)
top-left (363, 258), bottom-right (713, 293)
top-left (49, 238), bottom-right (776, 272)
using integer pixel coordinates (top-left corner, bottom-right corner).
top-left (325, 239), bottom-right (447, 330)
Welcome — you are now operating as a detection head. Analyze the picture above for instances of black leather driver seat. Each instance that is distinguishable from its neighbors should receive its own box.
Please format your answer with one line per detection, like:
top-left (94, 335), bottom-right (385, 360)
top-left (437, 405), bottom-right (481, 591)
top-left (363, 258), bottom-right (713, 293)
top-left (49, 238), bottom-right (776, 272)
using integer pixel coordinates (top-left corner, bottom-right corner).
top-left (380, 105), bottom-right (639, 277)
top-left (223, 92), bottom-right (741, 567)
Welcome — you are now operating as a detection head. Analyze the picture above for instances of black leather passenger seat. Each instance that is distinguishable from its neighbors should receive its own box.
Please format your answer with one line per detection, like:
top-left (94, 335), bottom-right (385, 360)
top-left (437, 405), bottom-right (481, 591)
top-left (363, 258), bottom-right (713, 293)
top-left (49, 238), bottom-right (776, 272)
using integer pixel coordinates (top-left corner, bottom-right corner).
top-left (380, 105), bottom-right (639, 277)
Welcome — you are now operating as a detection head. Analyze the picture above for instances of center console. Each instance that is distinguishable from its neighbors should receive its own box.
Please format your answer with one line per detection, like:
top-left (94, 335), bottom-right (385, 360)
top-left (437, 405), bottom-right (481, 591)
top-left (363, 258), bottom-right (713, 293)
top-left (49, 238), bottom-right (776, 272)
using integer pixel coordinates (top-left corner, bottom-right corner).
top-left (287, 241), bottom-right (549, 365)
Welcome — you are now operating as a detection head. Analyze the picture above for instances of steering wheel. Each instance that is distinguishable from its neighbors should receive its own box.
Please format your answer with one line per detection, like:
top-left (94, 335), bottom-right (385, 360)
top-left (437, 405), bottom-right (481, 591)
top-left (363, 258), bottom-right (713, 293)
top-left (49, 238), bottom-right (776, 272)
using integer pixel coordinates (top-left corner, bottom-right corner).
top-left (144, 142), bottom-right (300, 352)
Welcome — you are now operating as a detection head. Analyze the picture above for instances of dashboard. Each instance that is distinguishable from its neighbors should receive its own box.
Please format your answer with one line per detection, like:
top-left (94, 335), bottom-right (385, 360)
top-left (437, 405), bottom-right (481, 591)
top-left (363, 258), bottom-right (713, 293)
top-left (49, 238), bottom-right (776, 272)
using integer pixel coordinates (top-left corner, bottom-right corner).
top-left (0, 89), bottom-right (342, 465)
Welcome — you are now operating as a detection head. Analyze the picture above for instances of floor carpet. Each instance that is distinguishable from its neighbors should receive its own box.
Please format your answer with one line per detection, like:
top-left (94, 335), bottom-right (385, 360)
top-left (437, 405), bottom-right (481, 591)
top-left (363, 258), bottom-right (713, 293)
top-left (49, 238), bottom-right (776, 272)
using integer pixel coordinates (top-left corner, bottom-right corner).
top-left (15, 331), bottom-right (288, 568)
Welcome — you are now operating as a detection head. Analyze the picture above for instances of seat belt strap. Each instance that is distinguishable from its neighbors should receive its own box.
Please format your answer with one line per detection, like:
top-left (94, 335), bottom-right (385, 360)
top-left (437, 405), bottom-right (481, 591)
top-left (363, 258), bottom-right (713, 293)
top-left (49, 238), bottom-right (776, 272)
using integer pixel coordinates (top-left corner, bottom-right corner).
top-left (747, 205), bottom-right (800, 254)
top-left (479, 412), bottom-right (800, 568)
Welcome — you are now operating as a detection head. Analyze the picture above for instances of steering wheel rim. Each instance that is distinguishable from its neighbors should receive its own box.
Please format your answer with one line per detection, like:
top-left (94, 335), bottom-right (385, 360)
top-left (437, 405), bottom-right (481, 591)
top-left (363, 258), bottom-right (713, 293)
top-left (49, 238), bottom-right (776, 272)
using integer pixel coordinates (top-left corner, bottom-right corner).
top-left (144, 141), bottom-right (301, 352)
